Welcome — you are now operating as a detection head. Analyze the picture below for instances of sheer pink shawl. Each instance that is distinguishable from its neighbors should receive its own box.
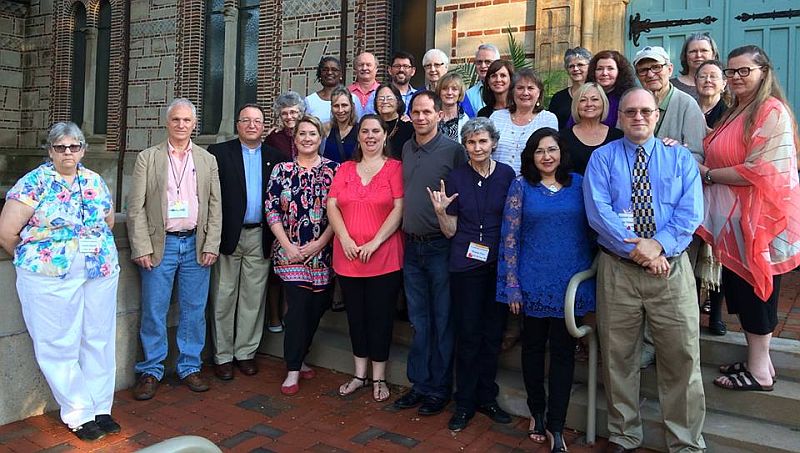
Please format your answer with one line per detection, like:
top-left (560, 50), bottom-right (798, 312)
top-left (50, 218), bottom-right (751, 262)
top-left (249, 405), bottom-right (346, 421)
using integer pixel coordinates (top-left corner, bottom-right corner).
top-left (697, 97), bottom-right (800, 300)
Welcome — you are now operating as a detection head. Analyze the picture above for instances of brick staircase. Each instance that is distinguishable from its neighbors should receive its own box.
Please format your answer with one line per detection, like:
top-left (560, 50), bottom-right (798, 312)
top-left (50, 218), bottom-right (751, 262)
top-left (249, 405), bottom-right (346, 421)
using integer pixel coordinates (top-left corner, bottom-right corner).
top-left (258, 310), bottom-right (800, 452)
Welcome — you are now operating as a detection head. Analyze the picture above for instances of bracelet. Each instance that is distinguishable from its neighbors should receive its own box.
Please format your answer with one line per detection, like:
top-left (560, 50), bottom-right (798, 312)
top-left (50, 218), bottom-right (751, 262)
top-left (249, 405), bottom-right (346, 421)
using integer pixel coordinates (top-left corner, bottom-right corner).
top-left (704, 169), bottom-right (713, 184)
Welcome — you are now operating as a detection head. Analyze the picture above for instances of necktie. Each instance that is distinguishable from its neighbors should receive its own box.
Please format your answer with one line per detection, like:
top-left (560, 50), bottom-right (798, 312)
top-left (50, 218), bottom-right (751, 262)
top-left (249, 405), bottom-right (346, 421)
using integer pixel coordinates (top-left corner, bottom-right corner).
top-left (632, 145), bottom-right (656, 238)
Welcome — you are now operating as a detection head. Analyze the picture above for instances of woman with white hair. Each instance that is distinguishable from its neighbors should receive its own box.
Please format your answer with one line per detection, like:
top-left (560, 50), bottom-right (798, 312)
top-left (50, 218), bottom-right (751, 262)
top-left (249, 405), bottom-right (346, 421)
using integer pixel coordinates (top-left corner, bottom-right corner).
top-left (265, 90), bottom-right (307, 159)
top-left (0, 122), bottom-right (119, 441)
top-left (422, 48), bottom-right (449, 91)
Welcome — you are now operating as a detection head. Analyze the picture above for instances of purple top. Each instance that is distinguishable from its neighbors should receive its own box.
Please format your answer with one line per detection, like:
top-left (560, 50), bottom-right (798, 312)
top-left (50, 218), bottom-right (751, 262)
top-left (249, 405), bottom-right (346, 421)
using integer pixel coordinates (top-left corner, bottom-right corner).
top-left (566, 87), bottom-right (622, 129)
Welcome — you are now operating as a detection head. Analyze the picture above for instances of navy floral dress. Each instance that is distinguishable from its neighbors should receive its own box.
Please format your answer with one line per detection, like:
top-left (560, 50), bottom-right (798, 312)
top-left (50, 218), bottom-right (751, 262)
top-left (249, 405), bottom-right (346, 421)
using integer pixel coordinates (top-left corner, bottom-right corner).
top-left (266, 157), bottom-right (339, 290)
top-left (496, 174), bottom-right (596, 317)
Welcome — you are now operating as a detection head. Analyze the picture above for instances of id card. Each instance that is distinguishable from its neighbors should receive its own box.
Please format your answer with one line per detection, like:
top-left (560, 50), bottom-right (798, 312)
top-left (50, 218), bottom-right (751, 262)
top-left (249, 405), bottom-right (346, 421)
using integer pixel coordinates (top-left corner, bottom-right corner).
top-left (168, 200), bottom-right (189, 219)
top-left (78, 236), bottom-right (101, 254)
top-left (618, 210), bottom-right (635, 232)
top-left (466, 242), bottom-right (490, 262)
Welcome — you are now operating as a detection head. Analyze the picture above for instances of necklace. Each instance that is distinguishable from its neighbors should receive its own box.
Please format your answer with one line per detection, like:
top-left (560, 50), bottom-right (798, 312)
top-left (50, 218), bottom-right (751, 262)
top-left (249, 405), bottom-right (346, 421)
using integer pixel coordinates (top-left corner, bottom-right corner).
top-left (470, 160), bottom-right (494, 186)
top-left (359, 157), bottom-right (385, 174)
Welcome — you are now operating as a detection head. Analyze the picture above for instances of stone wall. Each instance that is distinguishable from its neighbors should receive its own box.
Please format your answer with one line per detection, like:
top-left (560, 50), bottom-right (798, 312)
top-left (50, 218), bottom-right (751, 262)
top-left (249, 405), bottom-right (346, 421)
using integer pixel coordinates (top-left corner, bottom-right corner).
top-left (434, 0), bottom-right (537, 65)
top-left (18, 0), bottom-right (52, 148)
top-left (0, 2), bottom-right (26, 149)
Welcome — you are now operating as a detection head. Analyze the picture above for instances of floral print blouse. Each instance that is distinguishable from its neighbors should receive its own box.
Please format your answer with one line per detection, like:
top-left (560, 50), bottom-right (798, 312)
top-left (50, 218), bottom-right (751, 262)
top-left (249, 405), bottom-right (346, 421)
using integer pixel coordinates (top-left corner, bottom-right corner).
top-left (266, 157), bottom-right (339, 290)
top-left (6, 162), bottom-right (119, 278)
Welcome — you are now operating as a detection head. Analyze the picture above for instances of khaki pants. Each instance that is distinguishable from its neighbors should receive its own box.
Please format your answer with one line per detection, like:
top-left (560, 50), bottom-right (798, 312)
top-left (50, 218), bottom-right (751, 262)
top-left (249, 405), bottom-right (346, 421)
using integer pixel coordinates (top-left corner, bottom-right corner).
top-left (210, 227), bottom-right (270, 364)
top-left (596, 252), bottom-right (706, 452)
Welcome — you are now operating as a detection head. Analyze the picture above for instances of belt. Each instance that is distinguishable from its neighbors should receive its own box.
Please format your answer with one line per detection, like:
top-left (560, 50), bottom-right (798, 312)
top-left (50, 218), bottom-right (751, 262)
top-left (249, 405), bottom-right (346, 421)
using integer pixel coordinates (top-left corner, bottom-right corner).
top-left (406, 232), bottom-right (445, 242)
top-left (599, 246), bottom-right (685, 266)
top-left (242, 223), bottom-right (263, 229)
top-left (165, 229), bottom-right (196, 237)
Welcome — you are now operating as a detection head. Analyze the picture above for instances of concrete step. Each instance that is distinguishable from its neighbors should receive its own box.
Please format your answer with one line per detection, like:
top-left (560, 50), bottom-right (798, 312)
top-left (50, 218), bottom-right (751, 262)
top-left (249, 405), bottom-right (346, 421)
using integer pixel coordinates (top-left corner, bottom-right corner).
top-left (257, 318), bottom-right (800, 452)
top-left (699, 332), bottom-right (800, 382)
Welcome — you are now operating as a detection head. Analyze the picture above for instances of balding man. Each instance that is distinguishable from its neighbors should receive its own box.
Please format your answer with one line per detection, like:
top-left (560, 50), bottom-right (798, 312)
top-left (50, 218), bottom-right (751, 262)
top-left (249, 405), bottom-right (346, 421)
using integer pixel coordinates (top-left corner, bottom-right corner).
top-left (583, 88), bottom-right (705, 452)
top-left (348, 52), bottom-right (379, 116)
top-left (127, 98), bottom-right (222, 400)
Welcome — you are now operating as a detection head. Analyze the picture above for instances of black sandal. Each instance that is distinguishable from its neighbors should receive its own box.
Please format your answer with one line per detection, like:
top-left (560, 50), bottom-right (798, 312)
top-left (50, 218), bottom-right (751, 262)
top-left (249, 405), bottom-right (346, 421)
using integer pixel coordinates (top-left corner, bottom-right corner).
top-left (372, 379), bottom-right (390, 402)
top-left (338, 375), bottom-right (369, 396)
top-left (528, 413), bottom-right (546, 443)
top-left (548, 430), bottom-right (568, 452)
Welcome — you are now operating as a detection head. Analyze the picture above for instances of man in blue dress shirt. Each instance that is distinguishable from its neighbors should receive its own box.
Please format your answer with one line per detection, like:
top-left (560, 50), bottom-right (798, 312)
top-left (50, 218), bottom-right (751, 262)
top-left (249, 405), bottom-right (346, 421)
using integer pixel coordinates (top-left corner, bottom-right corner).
top-left (583, 88), bottom-right (705, 453)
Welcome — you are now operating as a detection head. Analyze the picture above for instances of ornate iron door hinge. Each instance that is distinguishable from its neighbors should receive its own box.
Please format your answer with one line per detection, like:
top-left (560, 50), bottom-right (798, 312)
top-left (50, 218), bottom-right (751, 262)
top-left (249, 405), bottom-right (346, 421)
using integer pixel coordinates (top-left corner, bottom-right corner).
top-left (736, 9), bottom-right (800, 22)
top-left (628, 13), bottom-right (718, 46)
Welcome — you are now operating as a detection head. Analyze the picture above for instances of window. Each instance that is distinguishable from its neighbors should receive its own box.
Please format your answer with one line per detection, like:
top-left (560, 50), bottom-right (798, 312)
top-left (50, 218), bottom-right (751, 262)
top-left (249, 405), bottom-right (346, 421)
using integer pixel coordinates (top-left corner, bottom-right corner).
top-left (94, 0), bottom-right (111, 134)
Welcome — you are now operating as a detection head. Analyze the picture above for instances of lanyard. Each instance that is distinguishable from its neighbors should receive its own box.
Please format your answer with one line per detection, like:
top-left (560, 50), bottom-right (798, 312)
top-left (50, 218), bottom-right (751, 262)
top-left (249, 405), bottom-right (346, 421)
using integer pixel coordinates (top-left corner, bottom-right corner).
top-left (168, 150), bottom-right (190, 196)
top-left (470, 163), bottom-right (492, 242)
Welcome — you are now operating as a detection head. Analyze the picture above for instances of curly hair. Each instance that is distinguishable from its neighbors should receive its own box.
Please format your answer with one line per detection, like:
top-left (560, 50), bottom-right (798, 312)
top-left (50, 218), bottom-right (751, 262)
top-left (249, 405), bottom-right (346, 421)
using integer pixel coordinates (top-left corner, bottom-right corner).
top-left (587, 50), bottom-right (636, 95)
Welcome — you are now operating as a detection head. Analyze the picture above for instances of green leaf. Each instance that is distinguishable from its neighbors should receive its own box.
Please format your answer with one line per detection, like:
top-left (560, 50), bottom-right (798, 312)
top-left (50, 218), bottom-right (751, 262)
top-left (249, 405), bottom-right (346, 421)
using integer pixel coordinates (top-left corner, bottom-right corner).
top-left (505, 25), bottom-right (532, 70)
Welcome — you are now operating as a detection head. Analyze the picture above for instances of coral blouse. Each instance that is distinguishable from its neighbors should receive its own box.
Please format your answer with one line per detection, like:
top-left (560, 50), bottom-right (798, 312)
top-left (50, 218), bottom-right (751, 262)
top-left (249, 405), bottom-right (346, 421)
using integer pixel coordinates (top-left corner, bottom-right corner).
top-left (329, 159), bottom-right (404, 277)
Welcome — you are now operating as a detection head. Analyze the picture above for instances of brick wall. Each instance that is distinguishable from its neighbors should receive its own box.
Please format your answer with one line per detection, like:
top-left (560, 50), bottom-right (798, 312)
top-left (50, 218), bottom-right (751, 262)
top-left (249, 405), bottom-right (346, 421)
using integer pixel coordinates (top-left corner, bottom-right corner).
top-left (434, 0), bottom-right (536, 66)
top-left (0, 2), bottom-right (26, 149)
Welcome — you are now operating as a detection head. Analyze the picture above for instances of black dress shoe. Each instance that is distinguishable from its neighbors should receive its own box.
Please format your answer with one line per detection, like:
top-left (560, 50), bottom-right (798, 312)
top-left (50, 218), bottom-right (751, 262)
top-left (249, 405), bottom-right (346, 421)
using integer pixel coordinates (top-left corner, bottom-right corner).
top-left (393, 390), bottom-right (425, 409)
top-left (72, 421), bottom-right (106, 441)
top-left (95, 414), bottom-right (120, 434)
top-left (448, 409), bottom-right (473, 431)
top-left (709, 319), bottom-right (727, 336)
top-left (477, 402), bottom-right (512, 424)
top-left (236, 359), bottom-right (258, 376)
top-left (214, 362), bottom-right (234, 380)
top-left (418, 395), bottom-right (449, 416)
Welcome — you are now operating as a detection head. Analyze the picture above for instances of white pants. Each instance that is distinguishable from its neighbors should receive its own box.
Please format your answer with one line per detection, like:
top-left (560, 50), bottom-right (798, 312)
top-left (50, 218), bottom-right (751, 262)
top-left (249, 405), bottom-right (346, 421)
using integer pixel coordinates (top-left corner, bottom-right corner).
top-left (16, 253), bottom-right (119, 429)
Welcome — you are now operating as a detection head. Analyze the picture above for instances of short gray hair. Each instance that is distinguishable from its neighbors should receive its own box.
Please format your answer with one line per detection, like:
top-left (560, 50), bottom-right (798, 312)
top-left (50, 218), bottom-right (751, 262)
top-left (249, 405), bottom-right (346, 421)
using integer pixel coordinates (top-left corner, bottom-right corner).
top-left (165, 98), bottom-right (197, 121)
top-left (476, 43), bottom-right (500, 60)
top-left (273, 91), bottom-right (306, 116)
top-left (47, 122), bottom-right (86, 148)
top-left (460, 117), bottom-right (500, 147)
top-left (564, 47), bottom-right (592, 67)
top-left (422, 48), bottom-right (449, 67)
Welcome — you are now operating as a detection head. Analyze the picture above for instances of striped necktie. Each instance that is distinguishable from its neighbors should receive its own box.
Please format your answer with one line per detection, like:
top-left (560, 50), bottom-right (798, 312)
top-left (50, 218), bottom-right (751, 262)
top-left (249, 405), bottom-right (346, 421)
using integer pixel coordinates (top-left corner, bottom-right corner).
top-left (631, 145), bottom-right (656, 238)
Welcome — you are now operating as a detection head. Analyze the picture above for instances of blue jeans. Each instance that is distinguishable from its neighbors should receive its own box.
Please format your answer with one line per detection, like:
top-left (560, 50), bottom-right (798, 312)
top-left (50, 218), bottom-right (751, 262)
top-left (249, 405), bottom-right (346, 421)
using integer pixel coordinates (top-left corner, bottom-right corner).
top-left (403, 237), bottom-right (453, 399)
top-left (135, 234), bottom-right (211, 380)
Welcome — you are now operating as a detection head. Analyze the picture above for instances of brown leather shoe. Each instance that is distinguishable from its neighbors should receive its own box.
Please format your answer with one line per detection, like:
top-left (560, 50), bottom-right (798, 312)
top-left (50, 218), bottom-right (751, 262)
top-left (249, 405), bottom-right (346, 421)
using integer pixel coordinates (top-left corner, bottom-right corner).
top-left (132, 374), bottom-right (159, 400)
top-left (237, 359), bottom-right (258, 376)
top-left (606, 441), bottom-right (637, 453)
top-left (182, 372), bottom-right (210, 392)
top-left (214, 362), bottom-right (234, 380)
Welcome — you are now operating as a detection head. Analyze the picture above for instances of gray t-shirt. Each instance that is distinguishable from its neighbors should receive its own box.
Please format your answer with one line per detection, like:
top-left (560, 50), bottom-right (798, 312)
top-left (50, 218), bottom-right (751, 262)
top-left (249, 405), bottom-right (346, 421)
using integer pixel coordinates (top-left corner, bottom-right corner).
top-left (402, 132), bottom-right (467, 235)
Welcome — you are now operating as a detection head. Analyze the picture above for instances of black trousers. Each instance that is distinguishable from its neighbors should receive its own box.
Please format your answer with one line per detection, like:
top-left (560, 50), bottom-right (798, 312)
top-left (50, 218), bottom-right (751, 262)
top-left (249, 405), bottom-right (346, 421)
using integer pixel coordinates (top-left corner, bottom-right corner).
top-left (338, 271), bottom-right (403, 362)
top-left (521, 315), bottom-right (577, 432)
top-left (282, 283), bottom-right (332, 370)
top-left (451, 264), bottom-right (508, 414)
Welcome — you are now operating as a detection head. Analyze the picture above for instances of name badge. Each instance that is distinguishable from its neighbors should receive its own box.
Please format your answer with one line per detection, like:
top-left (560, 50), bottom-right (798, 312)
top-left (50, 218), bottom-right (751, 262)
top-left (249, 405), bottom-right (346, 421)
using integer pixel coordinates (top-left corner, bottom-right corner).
top-left (466, 242), bottom-right (490, 262)
top-left (78, 236), bottom-right (101, 254)
top-left (168, 200), bottom-right (189, 219)
top-left (618, 210), bottom-right (635, 232)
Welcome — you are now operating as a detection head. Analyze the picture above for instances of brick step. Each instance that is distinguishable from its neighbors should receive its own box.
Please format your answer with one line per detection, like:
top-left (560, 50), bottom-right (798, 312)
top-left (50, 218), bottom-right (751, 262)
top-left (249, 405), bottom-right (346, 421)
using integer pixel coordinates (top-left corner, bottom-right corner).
top-left (258, 313), bottom-right (800, 452)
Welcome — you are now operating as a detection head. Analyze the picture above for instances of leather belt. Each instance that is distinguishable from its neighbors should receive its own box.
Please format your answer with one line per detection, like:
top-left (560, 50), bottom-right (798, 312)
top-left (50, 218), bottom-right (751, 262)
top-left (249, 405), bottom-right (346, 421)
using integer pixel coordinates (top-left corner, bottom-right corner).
top-left (165, 229), bottom-right (196, 237)
top-left (242, 223), bottom-right (263, 229)
top-left (406, 232), bottom-right (445, 242)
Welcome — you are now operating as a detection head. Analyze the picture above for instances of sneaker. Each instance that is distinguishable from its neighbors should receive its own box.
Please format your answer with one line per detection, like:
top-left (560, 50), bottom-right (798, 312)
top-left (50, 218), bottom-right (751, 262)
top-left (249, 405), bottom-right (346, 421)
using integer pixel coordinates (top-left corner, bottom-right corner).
top-left (71, 420), bottom-right (106, 441)
top-left (95, 414), bottom-right (121, 434)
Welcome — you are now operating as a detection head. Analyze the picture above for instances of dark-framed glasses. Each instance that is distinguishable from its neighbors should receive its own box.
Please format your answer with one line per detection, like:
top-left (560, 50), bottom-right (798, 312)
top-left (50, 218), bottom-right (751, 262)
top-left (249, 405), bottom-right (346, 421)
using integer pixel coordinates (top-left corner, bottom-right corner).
top-left (620, 108), bottom-right (656, 118)
top-left (723, 66), bottom-right (764, 78)
top-left (391, 64), bottom-right (413, 70)
top-left (51, 143), bottom-right (85, 153)
top-left (635, 64), bottom-right (664, 76)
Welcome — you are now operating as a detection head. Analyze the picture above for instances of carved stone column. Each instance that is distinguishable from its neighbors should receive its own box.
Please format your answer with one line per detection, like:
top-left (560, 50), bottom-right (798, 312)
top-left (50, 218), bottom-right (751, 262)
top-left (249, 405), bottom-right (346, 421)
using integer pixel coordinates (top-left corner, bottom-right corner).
top-left (82, 26), bottom-right (98, 135)
top-left (218, 5), bottom-right (238, 137)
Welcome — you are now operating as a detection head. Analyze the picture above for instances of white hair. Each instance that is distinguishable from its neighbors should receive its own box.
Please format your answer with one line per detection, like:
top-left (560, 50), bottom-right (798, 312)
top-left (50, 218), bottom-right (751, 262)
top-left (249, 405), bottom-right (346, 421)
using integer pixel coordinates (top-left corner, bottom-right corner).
top-left (476, 43), bottom-right (500, 60)
top-left (165, 98), bottom-right (197, 121)
top-left (422, 48), bottom-right (450, 66)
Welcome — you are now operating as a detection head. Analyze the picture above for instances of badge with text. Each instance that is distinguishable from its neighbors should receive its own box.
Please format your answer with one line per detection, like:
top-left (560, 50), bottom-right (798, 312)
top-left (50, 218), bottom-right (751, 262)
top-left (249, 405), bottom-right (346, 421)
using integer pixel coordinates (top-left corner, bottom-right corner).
top-left (466, 242), bottom-right (490, 262)
top-left (78, 235), bottom-right (101, 254)
top-left (618, 210), bottom-right (635, 232)
top-left (168, 200), bottom-right (190, 219)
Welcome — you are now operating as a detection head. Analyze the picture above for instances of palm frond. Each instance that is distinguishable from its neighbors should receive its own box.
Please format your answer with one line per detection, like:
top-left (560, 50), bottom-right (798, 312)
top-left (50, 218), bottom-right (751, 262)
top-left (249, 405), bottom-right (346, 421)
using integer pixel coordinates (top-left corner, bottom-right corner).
top-left (505, 26), bottom-right (532, 70)
top-left (450, 62), bottom-right (478, 87)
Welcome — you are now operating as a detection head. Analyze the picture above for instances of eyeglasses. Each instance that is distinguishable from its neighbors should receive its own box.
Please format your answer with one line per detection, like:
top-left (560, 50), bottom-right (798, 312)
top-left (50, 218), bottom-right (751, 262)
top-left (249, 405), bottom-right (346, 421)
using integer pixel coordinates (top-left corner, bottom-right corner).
top-left (51, 143), bottom-right (85, 153)
top-left (723, 66), bottom-right (764, 78)
top-left (620, 108), bottom-right (657, 118)
top-left (636, 64), bottom-right (664, 76)
top-left (534, 146), bottom-right (560, 156)
top-left (237, 118), bottom-right (264, 125)
top-left (376, 95), bottom-right (396, 102)
top-left (475, 59), bottom-right (494, 67)
top-left (567, 63), bottom-right (588, 70)
top-left (696, 74), bottom-right (722, 82)
top-left (423, 62), bottom-right (445, 70)
top-left (279, 110), bottom-right (301, 117)
top-left (391, 64), bottom-right (413, 70)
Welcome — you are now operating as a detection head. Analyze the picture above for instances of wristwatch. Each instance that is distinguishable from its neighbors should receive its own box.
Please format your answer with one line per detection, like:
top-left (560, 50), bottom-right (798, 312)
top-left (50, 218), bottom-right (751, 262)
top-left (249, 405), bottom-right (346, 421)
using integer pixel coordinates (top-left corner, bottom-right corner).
top-left (704, 169), bottom-right (713, 184)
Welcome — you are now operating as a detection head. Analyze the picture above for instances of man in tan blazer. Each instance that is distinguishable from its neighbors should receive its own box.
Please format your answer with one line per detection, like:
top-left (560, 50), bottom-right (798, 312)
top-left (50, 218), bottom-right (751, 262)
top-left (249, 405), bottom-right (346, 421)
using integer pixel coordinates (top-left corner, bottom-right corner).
top-left (127, 98), bottom-right (221, 400)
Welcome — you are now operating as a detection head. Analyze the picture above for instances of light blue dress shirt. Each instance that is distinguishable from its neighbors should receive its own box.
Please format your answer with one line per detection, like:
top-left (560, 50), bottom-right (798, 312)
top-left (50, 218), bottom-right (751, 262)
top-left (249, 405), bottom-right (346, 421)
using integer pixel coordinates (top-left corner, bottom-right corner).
top-left (582, 136), bottom-right (703, 258)
top-left (241, 144), bottom-right (263, 224)
top-left (465, 81), bottom-right (485, 116)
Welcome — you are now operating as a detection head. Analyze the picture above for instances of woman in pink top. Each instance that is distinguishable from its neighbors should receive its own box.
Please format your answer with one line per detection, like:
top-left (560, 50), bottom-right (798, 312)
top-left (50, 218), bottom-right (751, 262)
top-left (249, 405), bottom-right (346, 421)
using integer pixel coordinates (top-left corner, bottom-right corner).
top-left (327, 114), bottom-right (404, 402)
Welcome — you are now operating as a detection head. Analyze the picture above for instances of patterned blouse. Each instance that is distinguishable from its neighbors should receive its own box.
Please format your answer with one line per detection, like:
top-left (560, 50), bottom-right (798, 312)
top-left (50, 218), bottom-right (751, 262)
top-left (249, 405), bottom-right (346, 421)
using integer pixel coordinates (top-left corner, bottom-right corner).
top-left (266, 157), bottom-right (339, 290)
top-left (6, 162), bottom-right (119, 278)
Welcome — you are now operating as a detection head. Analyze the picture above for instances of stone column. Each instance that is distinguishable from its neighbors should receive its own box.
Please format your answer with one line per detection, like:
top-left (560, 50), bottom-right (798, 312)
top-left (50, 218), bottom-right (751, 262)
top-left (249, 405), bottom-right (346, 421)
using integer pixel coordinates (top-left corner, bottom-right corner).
top-left (218, 5), bottom-right (238, 138)
top-left (82, 27), bottom-right (98, 136)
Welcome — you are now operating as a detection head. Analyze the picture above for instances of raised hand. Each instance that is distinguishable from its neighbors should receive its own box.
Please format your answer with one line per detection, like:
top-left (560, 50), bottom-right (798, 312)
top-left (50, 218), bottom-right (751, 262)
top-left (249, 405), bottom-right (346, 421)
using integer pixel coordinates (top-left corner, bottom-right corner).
top-left (426, 179), bottom-right (458, 215)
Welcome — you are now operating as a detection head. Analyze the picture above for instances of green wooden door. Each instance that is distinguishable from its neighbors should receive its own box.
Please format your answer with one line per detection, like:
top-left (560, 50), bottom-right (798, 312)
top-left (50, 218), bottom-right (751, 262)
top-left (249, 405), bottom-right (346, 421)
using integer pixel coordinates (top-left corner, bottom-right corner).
top-left (625, 0), bottom-right (800, 115)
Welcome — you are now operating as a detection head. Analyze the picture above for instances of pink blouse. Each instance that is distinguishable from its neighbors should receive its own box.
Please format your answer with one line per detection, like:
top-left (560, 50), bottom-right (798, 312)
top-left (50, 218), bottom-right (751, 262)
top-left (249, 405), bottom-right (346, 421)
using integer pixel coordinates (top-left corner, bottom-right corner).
top-left (329, 159), bottom-right (404, 277)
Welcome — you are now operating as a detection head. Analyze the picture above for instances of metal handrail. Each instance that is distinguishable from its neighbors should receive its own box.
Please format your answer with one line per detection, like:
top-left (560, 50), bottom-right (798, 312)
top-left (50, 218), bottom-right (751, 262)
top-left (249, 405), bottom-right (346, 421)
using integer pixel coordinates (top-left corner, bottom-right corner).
top-left (563, 254), bottom-right (599, 445)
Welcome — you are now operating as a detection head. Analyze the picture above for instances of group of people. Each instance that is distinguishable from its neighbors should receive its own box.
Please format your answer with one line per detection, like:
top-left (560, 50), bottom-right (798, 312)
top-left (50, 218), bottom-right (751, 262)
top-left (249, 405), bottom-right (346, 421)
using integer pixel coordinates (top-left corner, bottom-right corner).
top-left (1, 34), bottom-right (798, 453)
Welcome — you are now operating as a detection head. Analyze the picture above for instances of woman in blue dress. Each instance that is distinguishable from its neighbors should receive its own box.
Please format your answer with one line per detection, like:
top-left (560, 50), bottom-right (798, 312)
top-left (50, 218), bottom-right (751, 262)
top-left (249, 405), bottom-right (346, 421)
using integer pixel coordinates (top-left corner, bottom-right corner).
top-left (497, 127), bottom-right (596, 453)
